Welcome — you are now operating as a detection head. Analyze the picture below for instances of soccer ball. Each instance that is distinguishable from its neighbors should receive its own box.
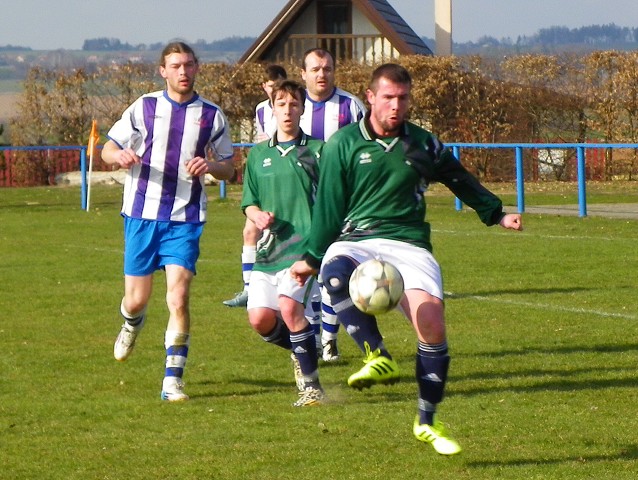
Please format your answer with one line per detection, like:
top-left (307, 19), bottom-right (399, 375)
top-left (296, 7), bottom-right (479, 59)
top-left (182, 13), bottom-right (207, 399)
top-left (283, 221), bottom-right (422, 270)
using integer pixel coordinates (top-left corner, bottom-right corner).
top-left (348, 259), bottom-right (404, 315)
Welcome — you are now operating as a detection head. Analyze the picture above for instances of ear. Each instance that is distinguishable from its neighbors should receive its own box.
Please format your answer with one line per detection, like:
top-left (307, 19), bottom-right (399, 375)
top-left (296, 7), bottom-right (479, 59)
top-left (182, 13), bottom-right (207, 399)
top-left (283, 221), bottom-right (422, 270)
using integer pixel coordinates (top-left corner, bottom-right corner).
top-left (159, 66), bottom-right (167, 79)
top-left (365, 88), bottom-right (375, 105)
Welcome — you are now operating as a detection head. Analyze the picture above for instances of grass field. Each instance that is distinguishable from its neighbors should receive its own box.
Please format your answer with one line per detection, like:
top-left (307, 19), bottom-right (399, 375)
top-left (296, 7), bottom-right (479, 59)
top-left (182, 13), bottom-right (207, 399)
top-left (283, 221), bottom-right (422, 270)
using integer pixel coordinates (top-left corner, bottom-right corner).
top-left (1, 183), bottom-right (637, 479)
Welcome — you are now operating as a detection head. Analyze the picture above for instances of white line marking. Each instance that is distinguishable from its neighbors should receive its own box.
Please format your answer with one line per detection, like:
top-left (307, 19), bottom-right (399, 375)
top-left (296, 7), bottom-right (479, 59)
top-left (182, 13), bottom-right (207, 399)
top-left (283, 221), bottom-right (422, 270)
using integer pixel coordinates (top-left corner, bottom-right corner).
top-left (445, 292), bottom-right (637, 320)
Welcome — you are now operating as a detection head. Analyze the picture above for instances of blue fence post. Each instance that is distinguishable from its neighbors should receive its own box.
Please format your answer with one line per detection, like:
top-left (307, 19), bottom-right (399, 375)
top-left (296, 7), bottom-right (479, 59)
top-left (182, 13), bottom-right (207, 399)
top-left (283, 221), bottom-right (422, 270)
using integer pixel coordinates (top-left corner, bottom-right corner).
top-left (80, 147), bottom-right (87, 210)
top-left (220, 180), bottom-right (226, 199)
top-left (577, 146), bottom-right (587, 217)
top-left (515, 146), bottom-right (525, 213)
top-left (452, 145), bottom-right (463, 211)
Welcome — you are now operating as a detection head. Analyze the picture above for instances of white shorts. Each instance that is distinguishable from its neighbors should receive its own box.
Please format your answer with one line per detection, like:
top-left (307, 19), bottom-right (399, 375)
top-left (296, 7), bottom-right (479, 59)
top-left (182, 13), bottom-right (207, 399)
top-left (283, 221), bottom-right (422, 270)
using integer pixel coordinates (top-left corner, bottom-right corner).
top-left (322, 238), bottom-right (443, 300)
top-left (247, 268), bottom-right (318, 311)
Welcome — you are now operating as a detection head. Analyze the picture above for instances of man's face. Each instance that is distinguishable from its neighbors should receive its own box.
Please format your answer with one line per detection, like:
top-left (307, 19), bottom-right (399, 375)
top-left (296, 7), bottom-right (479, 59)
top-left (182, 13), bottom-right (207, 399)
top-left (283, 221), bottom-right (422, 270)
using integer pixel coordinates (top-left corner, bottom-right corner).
top-left (273, 90), bottom-right (304, 138)
top-left (301, 52), bottom-right (335, 101)
top-left (366, 77), bottom-right (411, 136)
top-left (262, 80), bottom-right (277, 101)
top-left (159, 52), bottom-right (198, 100)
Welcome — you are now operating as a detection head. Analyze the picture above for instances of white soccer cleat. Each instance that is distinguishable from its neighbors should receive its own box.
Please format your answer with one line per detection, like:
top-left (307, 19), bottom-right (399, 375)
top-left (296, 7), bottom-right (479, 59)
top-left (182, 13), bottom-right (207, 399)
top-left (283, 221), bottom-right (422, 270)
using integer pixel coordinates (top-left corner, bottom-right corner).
top-left (161, 379), bottom-right (189, 402)
top-left (113, 318), bottom-right (145, 362)
top-left (321, 339), bottom-right (340, 362)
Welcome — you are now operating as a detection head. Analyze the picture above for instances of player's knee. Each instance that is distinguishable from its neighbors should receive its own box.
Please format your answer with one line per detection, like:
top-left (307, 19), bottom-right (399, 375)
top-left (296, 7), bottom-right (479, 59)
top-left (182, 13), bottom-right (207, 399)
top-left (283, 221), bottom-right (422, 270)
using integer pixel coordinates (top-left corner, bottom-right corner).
top-left (321, 255), bottom-right (357, 297)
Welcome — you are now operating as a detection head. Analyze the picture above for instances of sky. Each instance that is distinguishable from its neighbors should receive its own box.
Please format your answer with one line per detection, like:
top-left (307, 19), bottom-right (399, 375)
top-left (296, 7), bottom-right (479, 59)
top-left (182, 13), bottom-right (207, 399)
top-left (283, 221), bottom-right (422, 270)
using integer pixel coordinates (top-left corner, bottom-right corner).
top-left (1, 0), bottom-right (638, 50)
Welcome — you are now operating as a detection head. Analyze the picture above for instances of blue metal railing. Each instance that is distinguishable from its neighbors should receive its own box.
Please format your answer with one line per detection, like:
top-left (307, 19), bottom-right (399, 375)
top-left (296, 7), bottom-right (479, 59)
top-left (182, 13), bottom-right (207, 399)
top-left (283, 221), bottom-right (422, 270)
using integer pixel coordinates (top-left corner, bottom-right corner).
top-left (448, 142), bottom-right (637, 217)
top-left (2, 142), bottom-right (637, 216)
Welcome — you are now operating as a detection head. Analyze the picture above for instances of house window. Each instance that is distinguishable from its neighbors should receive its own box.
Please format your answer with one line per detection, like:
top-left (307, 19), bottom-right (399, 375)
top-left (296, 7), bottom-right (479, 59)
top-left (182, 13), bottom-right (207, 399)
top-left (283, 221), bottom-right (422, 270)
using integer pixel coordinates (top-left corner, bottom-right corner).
top-left (317, 1), bottom-right (352, 59)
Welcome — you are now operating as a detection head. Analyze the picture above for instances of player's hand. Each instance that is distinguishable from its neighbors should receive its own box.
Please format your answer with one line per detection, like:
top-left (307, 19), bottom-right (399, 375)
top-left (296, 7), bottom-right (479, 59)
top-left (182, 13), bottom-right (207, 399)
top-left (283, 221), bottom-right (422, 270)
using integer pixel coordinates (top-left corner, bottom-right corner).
top-left (290, 260), bottom-right (317, 287)
top-left (185, 156), bottom-right (209, 176)
top-left (252, 211), bottom-right (275, 231)
top-left (500, 213), bottom-right (523, 231)
top-left (116, 148), bottom-right (141, 169)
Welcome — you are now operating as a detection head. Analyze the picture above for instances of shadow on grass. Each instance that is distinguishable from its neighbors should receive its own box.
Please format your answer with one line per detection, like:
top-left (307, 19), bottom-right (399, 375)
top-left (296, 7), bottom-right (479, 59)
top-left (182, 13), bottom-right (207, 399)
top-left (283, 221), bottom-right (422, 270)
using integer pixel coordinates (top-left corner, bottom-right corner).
top-left (457, 342), bottom-right (638, 358)
top-left (467, 444), bottom-right (638, 468)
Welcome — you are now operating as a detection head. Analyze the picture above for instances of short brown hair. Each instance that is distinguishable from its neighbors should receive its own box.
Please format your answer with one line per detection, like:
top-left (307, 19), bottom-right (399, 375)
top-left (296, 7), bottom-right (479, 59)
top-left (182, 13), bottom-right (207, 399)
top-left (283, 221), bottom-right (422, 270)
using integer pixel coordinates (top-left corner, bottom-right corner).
top-left (159, 42), bottom-right (198, 67)
top-left (369, 63), bottom-right (412, 92)
top-left (301, 48), bottom-right (335, 70)
top-left (271, 79), bottom-right (306, 105)
top-left (264, 64), bottom-right (287, 82)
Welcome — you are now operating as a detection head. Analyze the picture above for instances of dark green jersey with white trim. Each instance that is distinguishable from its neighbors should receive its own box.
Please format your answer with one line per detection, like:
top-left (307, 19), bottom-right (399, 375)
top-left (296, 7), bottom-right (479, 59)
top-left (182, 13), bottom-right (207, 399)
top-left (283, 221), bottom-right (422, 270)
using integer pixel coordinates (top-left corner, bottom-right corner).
top-left (242, 133), bottom-right (323, 273)
top-left (304, 116), bottom-right (504, 267)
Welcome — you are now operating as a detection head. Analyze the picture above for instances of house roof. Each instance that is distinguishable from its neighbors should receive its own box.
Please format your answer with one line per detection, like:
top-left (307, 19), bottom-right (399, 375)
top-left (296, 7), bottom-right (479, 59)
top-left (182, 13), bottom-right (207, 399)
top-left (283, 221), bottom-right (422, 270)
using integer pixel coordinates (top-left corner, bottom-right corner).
top-left (239, 0), bottom-right (433, 63)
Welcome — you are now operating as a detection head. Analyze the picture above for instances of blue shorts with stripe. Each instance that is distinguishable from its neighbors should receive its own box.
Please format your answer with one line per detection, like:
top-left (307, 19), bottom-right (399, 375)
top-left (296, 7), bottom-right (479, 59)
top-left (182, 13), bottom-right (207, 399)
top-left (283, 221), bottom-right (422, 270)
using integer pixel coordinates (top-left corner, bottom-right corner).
top-left (123, 216), bottom-right (204, 276)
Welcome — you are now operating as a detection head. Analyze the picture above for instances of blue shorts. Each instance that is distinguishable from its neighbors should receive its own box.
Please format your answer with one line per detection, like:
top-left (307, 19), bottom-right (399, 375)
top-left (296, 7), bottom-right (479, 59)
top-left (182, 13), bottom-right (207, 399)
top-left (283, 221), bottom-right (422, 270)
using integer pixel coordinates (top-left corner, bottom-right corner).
top-left (123, 217), bottom-right (204, 276)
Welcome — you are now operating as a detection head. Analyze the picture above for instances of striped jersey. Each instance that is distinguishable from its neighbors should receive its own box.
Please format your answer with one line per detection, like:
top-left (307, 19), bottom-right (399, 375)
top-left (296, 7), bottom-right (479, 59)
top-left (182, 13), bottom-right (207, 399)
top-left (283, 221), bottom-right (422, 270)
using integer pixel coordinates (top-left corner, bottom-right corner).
top-left (254, 98), bottom-right (276, 142)
top-left (300, 87), bottom-right (366, 141)
top-left (107, 90), bottom-right (234, 223)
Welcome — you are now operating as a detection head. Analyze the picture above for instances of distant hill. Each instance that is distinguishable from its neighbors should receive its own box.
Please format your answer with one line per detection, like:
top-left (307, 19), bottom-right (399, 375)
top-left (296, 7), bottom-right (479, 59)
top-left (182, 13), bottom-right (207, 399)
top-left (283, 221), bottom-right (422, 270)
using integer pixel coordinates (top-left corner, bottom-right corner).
top-left (1, 23), bottom-right (637, 88)
top-left (450, 23), bottom-right (638, 55)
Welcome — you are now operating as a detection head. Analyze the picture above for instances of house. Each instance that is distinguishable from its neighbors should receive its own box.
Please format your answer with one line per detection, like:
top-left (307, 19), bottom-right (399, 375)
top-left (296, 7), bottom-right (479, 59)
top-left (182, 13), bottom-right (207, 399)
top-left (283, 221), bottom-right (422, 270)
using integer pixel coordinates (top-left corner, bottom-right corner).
top-left (239, 0), bottom-right (433, 65)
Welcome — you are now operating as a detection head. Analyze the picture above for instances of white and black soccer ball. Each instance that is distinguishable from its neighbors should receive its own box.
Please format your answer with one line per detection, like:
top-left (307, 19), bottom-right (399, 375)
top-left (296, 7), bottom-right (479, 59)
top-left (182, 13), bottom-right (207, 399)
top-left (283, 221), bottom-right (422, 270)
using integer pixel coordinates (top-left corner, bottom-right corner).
top-left (348, 259), bottom-right (404, 315)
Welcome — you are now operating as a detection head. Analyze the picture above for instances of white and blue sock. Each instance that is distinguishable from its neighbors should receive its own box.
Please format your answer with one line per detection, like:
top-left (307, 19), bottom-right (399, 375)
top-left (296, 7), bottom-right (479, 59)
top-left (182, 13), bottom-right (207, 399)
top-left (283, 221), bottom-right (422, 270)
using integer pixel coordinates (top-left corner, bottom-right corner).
top-left (163, 331), bottom-right (190, 392)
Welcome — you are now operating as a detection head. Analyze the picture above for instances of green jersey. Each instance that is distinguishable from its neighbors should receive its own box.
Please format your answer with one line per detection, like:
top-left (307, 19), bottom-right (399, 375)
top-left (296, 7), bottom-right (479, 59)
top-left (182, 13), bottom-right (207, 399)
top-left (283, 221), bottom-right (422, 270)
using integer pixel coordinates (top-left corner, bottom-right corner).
top-left (304, 116), bottom-right (504, 268)
top-left (242, 133), bottom-right (323, 273)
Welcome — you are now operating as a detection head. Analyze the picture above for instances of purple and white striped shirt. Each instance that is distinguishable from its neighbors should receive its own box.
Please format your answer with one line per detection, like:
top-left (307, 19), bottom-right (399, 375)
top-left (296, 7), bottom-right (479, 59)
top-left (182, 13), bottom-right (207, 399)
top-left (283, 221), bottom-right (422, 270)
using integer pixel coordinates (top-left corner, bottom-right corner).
top-left (254, 98), bottom-right (276, 141)
top-left (107, 90), bottom-right (233, 223)
top-left (300, 87), bottom-right (366, 141)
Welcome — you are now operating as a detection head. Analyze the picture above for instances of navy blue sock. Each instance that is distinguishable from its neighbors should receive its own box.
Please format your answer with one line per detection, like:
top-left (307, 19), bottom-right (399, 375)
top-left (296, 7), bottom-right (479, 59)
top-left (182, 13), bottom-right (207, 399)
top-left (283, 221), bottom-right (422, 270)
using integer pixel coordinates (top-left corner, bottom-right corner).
top-left (290, 324), bottom-right (319, 384)
top-left (416, 341), bottom-right (450, 425)
top-left (261, 317), bottom-right (292, 350)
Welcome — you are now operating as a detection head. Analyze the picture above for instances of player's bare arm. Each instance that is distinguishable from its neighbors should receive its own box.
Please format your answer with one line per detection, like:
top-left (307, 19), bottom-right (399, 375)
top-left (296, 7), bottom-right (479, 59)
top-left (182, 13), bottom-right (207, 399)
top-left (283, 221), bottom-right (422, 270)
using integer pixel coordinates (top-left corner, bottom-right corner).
top-left (244, 206), bottom-right (275, 231)
top-left (290, 260), bottom-right (317, 287)
top-left (101, 140), bottom-right (140, 169)
top-left (189, 156), bottom-right (235, 180)
top-left (499, 213), bottom-right (523, 231)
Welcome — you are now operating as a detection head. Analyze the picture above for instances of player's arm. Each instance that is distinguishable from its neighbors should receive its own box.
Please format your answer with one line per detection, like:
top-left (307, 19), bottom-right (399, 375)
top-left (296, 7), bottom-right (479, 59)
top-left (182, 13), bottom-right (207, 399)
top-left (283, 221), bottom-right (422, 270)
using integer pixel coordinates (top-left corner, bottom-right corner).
top-left (101, 139), bottom-right (139, 169)
top-left (197, 111), bottom-right (236, 180)
top-left (244, 206), bottom-right (274, 231)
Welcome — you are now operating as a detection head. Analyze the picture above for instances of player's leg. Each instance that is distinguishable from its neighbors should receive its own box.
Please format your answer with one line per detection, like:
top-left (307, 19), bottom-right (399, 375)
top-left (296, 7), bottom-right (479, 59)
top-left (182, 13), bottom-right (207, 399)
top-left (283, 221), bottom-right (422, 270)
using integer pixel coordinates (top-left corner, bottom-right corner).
top-left (319, 287), bottom-right (340, 362)
top-left (114, 274), bottom-right (152, 361)
top-left (247, 271), bottom-right (308, 391)
top-left (321, 253), bottom-right (399, 389)
top-left (404, 289), bottom-right (460, 455)
top-left (304, 282), bottom-right (322, 353)
top-left (280, 295), bottom-right (323, 407)
top-left (161, 263), bottom-right (194, 402)
top-left (158, 221), bottom-right (203, 402)
top-left (223, 219), bottom-right (260, 307)
top-left (247, 270), bottom-right (292, 349)
top-left (114, 217), bottom-right (156, 362)
top-left (397, 244), bottom-right (460, 455)
top-left (279, 272), bottom-right (323, 406)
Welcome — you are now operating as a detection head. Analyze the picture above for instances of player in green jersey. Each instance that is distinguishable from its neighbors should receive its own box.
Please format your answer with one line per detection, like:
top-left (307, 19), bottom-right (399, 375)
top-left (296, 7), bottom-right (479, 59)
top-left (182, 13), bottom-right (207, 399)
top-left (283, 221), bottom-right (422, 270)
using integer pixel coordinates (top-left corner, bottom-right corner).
top-left (242, 79), bottom-right (325, 407)
top-left (291, 64), bottom-right (523, 453)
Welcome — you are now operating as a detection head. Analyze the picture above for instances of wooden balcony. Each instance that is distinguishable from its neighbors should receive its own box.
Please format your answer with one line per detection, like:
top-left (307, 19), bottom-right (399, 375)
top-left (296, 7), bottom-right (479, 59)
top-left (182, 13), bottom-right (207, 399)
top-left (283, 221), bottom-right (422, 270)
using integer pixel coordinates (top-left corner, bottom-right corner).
top-left (281, 34), bottom-right (401, 64)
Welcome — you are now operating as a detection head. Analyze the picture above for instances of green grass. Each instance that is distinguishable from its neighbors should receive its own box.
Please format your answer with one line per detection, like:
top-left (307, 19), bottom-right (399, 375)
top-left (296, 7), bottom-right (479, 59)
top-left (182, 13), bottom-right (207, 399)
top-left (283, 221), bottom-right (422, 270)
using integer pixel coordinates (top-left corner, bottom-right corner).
top-left (1, 184), bottom-right (637, 479)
